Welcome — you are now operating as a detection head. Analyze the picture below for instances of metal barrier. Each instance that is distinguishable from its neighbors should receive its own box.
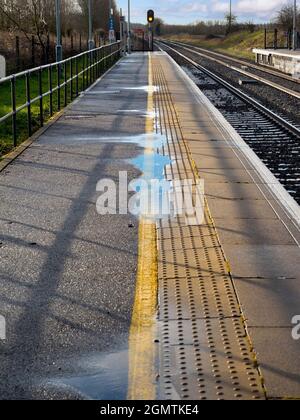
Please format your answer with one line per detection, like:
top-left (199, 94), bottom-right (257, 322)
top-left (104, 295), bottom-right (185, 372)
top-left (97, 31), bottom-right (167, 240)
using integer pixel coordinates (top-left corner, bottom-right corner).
top-left (0, 42), bottom-right (121, 151)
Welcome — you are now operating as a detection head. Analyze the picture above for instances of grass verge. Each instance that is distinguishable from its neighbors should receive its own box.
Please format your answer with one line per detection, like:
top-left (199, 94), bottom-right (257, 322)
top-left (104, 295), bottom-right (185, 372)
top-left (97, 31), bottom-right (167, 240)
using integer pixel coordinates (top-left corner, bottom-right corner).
top-left (162, 30), bottom-right (287, 61)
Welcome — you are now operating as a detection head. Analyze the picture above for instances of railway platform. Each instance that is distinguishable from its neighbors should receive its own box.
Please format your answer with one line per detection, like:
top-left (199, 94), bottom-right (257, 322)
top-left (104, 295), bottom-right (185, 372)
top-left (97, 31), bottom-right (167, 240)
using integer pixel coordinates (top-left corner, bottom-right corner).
top-left (0, 51), bottom-right (300, 401)
top-left (253, 48), bottom-right (300, 79)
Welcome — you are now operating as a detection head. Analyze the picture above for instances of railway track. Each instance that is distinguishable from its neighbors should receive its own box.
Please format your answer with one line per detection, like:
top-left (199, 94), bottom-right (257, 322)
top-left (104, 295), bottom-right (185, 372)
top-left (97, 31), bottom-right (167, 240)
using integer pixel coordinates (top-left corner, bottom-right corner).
top-left (161, 40), bottom-right (300, 98)
top-left (157, 41), bottom-right (300, 204)
top-left (171, 40), bottom-right (300, 83)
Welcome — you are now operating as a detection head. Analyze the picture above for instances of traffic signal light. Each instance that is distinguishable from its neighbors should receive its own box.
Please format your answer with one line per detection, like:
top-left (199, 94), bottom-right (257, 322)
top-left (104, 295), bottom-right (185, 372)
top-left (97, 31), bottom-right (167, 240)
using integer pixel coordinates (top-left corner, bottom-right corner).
top-left (147, 10), bottom-right (154, 23)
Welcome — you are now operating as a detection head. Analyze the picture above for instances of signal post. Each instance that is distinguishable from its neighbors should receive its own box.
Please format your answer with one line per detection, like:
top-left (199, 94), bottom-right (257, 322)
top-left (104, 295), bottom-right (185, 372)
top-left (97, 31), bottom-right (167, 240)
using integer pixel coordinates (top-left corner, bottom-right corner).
top-left (147, 10), bottom-right (155, 52)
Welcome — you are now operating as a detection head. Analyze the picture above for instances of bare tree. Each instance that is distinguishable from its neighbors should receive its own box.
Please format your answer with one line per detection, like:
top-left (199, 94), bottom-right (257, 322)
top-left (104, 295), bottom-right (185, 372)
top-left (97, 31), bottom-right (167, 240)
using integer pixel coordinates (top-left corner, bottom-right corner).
top-left (276, 4), bottom-right (300, 30)
top-left (225, 12), bottom-right (238, 34)
top-left (0, 0), bottom-right (79, 36)
top-left (78, 0), bottom-right (119, 33)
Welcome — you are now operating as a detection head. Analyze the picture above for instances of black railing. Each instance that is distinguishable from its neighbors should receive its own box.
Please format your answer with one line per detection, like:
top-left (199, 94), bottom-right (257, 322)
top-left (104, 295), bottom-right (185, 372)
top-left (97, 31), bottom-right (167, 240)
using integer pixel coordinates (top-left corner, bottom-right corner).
top-left (264, 28), bottom-right (300, 50)
top-left (0, 42), bottom-right (121, 156)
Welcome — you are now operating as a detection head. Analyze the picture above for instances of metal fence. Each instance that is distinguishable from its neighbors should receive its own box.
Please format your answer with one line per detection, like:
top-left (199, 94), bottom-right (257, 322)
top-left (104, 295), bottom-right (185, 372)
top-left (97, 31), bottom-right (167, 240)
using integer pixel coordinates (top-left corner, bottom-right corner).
top-left (131, 33), bottom-right (153, 52)
top-left (0, 42), bottom-right (121, 154)
top-left (0, 31), bottom-right (110, 75)
top-left (264, 28), bottom-right (300, 50)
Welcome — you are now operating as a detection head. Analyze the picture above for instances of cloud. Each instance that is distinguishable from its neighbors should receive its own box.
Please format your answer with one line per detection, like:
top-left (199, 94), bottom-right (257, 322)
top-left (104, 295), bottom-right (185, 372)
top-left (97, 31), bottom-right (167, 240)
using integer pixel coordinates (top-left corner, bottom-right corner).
top-left (212, 1), bottom-right (229, 14)
top-left (159, 1), bottom-right (208, 16)
top-left (184, 2), bottom-right (208, 13)
top-left (119, 0), bottom-right (292, 24)
top-left (236, 0), bottom-right (289, 17)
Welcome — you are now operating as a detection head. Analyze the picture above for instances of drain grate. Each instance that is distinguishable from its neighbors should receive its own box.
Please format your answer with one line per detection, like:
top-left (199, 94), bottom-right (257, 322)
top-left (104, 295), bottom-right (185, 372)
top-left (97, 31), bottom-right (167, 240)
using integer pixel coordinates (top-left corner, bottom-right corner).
top-left (152, 55), bottom-right (265, 400)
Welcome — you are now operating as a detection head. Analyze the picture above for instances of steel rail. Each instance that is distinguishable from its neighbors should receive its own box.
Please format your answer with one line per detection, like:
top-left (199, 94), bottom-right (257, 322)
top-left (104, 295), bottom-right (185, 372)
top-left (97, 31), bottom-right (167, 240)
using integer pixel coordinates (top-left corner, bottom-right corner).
top-left (157, 41), bottom-right (300, 139)
top-left (160, 40), bottom-right (300, 100)
top-left (163, 40), bottom-right (300, 85)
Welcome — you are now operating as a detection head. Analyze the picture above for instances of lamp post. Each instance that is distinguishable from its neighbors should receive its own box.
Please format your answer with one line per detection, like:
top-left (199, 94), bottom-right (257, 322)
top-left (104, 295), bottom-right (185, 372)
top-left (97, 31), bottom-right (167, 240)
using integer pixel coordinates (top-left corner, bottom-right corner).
top-left (88, 0), bottom-right (95, 50)
top-left (128, 0), bottom-right (131, 53)
top-left (55, 0), bottom-right (62, 62)
top-left (293, 0), bottom-right (298, 50)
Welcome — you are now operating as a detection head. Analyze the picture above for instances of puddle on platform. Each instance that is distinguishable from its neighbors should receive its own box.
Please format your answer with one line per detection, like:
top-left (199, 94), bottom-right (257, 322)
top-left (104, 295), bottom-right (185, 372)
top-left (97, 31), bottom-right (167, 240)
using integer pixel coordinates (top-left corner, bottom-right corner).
top-left (118, 60), bottom-right (143, 64)
top-left (64, 115), bottom-right (98, 120)
top-left (45, 350), bottom-right (129, 400)
top-left (84, 86), bottom-right (159, 95)
top-left (128, 152), bottom-right (174, 221)
top-left (65, 110), bottom-right (157, 119)
top-left (84, 90), bottom-right (121, 95)
top-left (123, 85), bottom-right (159, 93)
top-left (116, 110), bottom-right (157, 118)
top-left (56, 133), bottom-right (167, 148)
top-left (130, 152), bottom-right (172, 181)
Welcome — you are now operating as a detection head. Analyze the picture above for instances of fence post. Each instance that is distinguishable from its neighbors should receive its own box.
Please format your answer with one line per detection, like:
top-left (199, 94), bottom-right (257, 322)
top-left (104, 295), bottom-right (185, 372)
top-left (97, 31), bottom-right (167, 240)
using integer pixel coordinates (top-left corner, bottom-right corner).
top-left (25, 72), bottom-right (32, 137)
top-left (16, 36), bottom-right (20, 72)
top-left (49, 65), bottom-right (53, 116)
top-left (38, 68), bottom-right (44, 127)
top-left (31, 36), bottom-right (35, 67)
top-left (11, 76), bottom-right (17, 147)
top-left (46, 34), bottom-right (50, 64)
top-left (274, 28), bottom-right (278, 50)
top-left (288, 29), bottom-right (292, 49)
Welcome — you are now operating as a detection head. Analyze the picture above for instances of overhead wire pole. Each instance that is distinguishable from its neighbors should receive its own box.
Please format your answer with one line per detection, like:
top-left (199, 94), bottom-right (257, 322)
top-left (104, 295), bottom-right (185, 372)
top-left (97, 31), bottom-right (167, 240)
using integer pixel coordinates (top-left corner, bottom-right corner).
top-left (109, 0), bottom-right (112, 42)
top-left (88, 0), bottom-right (95, 50)
top-left (293, 0), bottom-right (298, 50)
top-left (120, 8), bottom-right (123, 45)
top-left (128, 0), bottom-right (131, 54)
top-left (229, 0), bottom-right (232, 33)
top-left (55, 0), bottom-right (62, 62)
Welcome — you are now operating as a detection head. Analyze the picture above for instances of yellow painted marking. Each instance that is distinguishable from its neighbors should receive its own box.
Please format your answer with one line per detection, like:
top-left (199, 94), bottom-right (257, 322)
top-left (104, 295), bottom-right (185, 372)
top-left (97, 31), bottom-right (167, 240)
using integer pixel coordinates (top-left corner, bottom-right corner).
top-left (128, 53), bottom-right (158, 401)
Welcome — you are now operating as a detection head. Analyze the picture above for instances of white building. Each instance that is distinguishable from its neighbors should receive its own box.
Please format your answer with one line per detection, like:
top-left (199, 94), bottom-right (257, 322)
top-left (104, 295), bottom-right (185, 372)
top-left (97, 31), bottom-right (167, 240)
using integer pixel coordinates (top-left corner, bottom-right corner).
top-left (253, 49), bottom-right (300, 79)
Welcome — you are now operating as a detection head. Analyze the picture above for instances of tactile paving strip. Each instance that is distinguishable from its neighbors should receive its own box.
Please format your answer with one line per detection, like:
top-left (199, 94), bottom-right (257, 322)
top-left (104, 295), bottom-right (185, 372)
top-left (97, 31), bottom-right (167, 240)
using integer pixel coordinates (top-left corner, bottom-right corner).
top-left (152, 55), bottom-right (265, 400)
top-left (159, 318), bottom-right (263, 400)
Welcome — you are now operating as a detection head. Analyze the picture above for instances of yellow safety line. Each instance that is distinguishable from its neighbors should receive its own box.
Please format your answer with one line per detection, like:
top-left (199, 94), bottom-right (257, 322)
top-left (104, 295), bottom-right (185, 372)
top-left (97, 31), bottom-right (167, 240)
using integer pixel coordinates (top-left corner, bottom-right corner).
top-left (127, 53), bottom-right (158, 401)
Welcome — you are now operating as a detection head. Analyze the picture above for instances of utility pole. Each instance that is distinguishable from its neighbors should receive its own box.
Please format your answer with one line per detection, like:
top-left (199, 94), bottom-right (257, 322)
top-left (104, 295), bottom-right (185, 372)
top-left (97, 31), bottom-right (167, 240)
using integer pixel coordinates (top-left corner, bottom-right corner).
top-left (128, 0), bottom-right (131, 54)
top-left (120, 8), bottom-right (125, 55)
top-left (293, 0), bottom-right (298, 50)
top-left (88, 0), bottom-right (95, 50)
top-left (229, 0), bottom-right (232, 33)
top-left (55, 0), bottom-right (62, 62)
top-left (120, 8), bottom-right (123, 45)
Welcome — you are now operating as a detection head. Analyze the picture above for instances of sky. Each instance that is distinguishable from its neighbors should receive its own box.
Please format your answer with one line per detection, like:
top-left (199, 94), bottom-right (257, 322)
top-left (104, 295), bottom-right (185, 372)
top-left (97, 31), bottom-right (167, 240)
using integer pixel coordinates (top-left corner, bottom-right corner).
top-left (117, 0), bottom-right (291, 25)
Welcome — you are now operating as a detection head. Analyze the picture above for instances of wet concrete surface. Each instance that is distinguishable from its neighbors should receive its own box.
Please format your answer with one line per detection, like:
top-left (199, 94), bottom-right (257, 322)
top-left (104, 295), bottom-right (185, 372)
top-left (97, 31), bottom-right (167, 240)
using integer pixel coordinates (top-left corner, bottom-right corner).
top-left (0, 54), bottom-right (150, 399)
